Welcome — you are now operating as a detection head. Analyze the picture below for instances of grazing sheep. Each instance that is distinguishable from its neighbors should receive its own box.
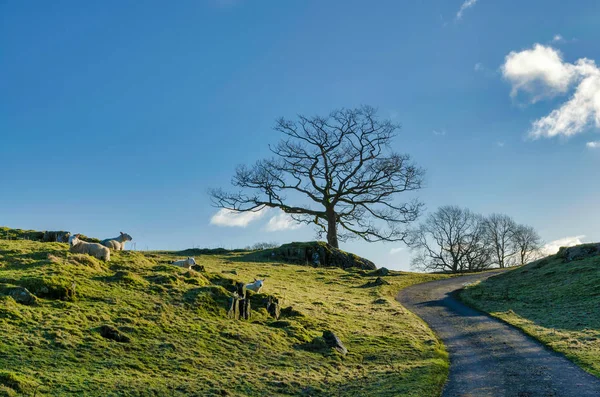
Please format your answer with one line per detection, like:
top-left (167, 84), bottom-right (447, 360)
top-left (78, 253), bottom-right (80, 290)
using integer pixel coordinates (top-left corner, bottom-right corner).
top-left (101, 232), bottom-right (133, 251)
top-left (171, 257), bottom-right (197, 270)
top-left (245, 278), bottom-right (265, 293)
top-left (69, 234), bottom-right (110, 261)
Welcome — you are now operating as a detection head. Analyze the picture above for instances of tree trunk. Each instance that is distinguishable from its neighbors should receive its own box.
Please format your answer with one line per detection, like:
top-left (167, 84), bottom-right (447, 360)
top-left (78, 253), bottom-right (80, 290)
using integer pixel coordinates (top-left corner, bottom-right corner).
top-left (326, 209), bottom-right (339, 249)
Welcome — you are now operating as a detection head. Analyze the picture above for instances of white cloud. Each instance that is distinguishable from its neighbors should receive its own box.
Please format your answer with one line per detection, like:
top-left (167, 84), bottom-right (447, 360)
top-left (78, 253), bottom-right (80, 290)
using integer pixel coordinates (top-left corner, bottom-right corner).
top-left (541, 235), bottom-right (586, 256)
top-left (502, 44), bottom-right (576, 101)
top-left (433, 128), bottom-right (446, 136)
top-left (265, 211), bottom-right (302, 232)
top-left (456, 0), bottom-right (478, 20)
top-left (474, 62), bottom-right (484, 72)
top-left (496, 141), bottom-right (505, 147)
top-left (389, 247), bottom-right (404, 255)
top-left (587, 141), bottom-right (600, 149)
top-left (210, 207), bottom-right (267, 227)
top-left (502, 44), bottom-right (600, 139)
top-left (552, 34), bottom-right (564, 43)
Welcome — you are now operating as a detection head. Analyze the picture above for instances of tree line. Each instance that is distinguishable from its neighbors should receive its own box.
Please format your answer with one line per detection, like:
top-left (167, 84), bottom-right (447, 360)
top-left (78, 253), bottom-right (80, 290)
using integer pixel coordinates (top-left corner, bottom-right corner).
top-left (407, 206), bottom-right (542, 273)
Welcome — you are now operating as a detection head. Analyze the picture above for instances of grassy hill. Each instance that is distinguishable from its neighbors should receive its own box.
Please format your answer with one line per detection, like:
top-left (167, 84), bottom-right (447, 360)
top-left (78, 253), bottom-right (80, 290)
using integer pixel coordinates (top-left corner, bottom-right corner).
top-left (460, 245), bottom-right (600, 378)
top-left (0, 236), bottom-right (449, 396)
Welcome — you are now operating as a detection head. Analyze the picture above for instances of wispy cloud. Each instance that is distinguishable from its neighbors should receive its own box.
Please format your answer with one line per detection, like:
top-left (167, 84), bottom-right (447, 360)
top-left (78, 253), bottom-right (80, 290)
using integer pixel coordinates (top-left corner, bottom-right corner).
top-left (210, 207), bottom-right (267, 227)
top-left (552, 34), bottom-right (564, 43)
top-left (474, 62), bottom-right (484, 72)
top-left (541, 235), bottom-right (586, 256)
top-left (389, 247), bottom-right (404, 255)
top-left (456, 0), bottom-right (479, 21)
top-left (264, 211), bottom-right (302, 232)
top-left (496, 141), bottom-right (505, 147)
top-left (433, 128), bottom-right (447, 136)
top-left (501, 43), bottom-right (600, 139)
top-left (587, 141), bottom-right (600, 149)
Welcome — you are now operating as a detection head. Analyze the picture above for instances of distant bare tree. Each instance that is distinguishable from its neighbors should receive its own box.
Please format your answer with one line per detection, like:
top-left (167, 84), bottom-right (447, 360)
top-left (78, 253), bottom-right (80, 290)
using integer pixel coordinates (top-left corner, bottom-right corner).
top-left (247, 241), bottom-right (280, 250)
top-left (407, 206), bottom-right (493, 273)
top-left (511, 224), bottom-right (542, 266)
top-left (484, 213), bottom-right (518, 268)
top-left (210, 106), bottom-right (425, 248)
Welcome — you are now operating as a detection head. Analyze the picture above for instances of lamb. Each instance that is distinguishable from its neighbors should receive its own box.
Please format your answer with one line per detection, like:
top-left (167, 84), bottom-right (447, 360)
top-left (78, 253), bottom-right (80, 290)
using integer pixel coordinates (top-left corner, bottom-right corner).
top-left (101, 232), bottom-right (133, 251)
top-left (245, 278), bottom-right (265, 293)
top-left (69, 234), bottom-right (110, 261)
top-left (171, 257), bottom-right (197, 270)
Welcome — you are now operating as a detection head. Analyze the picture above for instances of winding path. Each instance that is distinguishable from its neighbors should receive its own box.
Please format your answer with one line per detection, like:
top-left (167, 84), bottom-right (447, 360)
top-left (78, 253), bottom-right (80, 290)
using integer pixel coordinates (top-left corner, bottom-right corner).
top-left (397, 270), bottom-right (600, 397)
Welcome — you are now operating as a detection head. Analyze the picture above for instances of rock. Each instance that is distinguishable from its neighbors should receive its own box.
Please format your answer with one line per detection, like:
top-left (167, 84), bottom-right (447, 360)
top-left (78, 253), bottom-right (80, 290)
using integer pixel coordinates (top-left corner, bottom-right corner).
top-left (98, 325), bottom-right (131, 343)
top-left (322, 330), bottom-right (348, 355)
top-left (265, 242), bottom-right (376, 270)
top-left (360, 277), bottom-right (390, 288)
top-left (371, 267), bottom-right (389, 276)
top-left (42, 231), bottom-right (71, 243)
top-left (558, 243), bottom-right (600, 262)
top-left (6, 287), bottom-right (38, 306)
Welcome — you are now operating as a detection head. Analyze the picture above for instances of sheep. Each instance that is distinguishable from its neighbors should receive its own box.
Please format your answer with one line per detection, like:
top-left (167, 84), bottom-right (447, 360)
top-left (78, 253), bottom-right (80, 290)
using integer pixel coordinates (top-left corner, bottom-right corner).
top-left (171, 257), bottom-right (197, 270)
top-left (68, 234), bottom-right (110, 261)
top-left (101, 232), bottom-right (133, 251)
top-left (245, 278), bottom-right (265, 293)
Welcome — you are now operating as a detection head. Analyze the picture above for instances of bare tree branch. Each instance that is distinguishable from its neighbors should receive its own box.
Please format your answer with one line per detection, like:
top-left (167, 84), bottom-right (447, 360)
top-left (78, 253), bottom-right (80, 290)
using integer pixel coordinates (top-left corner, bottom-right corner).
top-left (209, 106), bottom-right (425, 248)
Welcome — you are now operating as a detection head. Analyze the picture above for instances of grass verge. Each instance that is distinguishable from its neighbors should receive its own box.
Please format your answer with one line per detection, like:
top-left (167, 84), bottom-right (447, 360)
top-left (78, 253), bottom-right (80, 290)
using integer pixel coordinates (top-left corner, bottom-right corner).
top-left (460, 251), bottom-right (600, 378)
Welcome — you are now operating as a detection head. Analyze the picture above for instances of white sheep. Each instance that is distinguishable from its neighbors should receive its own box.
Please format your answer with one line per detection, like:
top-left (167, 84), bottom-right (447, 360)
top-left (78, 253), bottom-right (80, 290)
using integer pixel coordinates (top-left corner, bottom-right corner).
top-left (101, 232), bottom-right (133, 251)
top-left (69, 234), bottom-right (110, 261)
top-left (245, 278), bottom-right (265, 293)
top-left (171, 257), bottom-right (197, 270)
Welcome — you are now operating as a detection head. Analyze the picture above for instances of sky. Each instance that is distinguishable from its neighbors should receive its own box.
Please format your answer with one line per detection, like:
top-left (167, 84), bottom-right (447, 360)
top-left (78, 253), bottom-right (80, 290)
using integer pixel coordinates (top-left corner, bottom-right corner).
top-left (1, 0), bottom-right (599, 271)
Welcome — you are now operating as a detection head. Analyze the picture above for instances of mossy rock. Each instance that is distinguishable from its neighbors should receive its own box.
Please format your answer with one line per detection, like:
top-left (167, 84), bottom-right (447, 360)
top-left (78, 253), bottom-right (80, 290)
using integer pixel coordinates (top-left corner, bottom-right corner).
top-left (255, 241), bottom-right (376, 270)
top-left (0, 285), bottom-right (38, 306)
top-left (558, 243), bottom-right (600, 262)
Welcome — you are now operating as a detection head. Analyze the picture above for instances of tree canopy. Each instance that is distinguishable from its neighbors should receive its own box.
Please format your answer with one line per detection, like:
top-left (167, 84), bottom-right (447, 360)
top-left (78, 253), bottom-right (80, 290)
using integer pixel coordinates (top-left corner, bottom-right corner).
top-left (210, 106), bottom-right (425, 248)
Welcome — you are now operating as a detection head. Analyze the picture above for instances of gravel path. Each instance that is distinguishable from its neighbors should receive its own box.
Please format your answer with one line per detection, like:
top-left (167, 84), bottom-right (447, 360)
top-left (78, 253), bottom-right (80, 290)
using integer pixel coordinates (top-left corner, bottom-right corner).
top-left (397, 271), bottom-right (600, 397)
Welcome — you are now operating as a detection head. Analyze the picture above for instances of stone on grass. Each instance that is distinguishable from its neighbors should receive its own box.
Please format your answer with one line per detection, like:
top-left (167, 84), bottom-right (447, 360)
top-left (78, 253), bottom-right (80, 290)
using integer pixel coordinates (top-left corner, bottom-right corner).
top-left (322, 330), bottom-right (348, 355)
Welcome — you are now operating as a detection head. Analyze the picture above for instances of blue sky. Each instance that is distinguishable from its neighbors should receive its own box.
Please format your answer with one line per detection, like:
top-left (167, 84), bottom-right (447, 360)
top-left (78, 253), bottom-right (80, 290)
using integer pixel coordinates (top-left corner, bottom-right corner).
top-left (1, 0), bottom-right (599, 270)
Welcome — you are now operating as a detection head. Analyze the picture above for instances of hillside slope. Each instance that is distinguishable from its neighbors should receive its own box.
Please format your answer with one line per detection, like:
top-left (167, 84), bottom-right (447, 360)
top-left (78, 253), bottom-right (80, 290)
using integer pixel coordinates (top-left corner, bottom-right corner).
top-left (0, 237), bottom-right (449, 396)
top-left (460, 244), bottom-right (600, 378)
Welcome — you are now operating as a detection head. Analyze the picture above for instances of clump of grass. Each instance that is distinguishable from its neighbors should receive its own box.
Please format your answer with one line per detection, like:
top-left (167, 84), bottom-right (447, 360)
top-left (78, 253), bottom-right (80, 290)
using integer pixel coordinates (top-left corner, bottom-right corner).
top-left (0, 371), bottom-right (38, 394)
top-left (461, 249), bottom-right (600, 377)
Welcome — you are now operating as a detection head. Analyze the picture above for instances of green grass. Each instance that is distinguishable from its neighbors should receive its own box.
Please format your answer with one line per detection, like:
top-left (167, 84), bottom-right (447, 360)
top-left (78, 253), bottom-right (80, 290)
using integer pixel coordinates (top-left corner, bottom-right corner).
top-left (460, 251), bottom-right (600, 378)
top-left (0, 238), bottom-right (450, 396)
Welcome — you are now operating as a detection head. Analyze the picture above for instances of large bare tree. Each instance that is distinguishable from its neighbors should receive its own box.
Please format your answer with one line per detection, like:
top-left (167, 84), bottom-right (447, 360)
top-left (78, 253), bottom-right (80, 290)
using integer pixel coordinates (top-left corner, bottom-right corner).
top-left (407, 206), bottom-right (492, 273)
top-left (484, 213), bottom-right (518, 268)
top-left (210, 106), bottom-right (425, 248)
top-left (511, 224), bottom-right (542, 266)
